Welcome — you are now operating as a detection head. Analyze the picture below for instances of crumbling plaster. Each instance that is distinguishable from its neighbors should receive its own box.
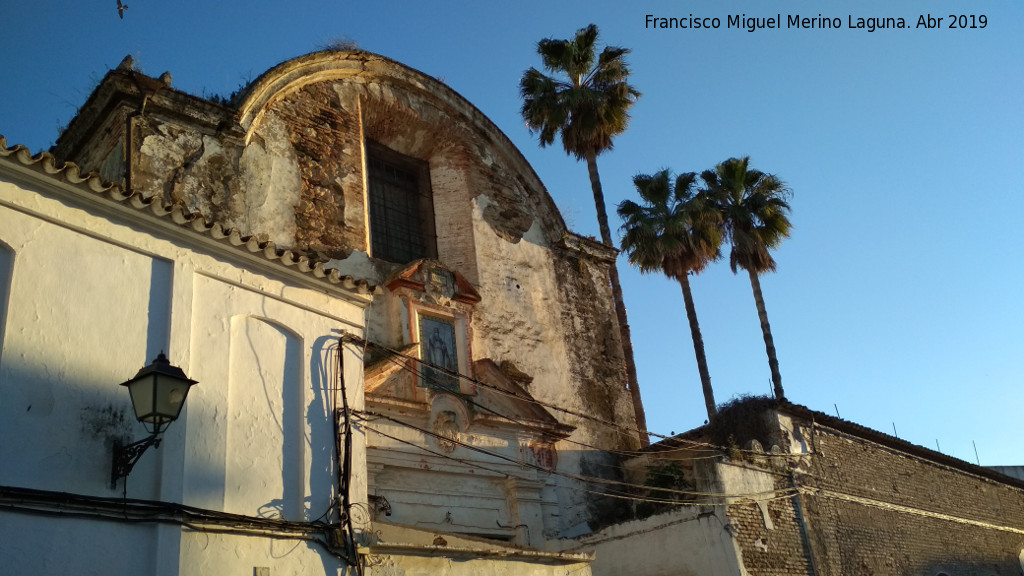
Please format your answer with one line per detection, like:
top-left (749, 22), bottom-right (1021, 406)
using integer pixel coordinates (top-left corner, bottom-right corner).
top-left (52, 53), bottom-right (571, 285)
top-left (43, 50), bottom-right (640, 545)
top-left (239, 53), bottom-right (640, 536)
top-left (364, 522), bottom-right (592, 576)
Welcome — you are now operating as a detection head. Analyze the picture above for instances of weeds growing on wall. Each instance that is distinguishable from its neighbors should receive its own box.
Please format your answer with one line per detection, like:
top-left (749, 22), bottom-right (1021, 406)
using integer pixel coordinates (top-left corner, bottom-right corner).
top-left (636, 461), bottom-right (696, 519)
top-left (707, 395), bottom-right (778, 455)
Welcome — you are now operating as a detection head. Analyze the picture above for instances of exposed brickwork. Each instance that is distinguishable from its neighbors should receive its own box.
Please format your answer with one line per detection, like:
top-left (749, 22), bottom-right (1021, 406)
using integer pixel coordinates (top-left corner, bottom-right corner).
top-left (798, 424), bottom-right (1024, 576)
top-left (713, 404), bottom-right (1024, 576)
top-left (728, 494), bottom-right (814, 576)
top-left (268, 81), bottom-right (364, 257)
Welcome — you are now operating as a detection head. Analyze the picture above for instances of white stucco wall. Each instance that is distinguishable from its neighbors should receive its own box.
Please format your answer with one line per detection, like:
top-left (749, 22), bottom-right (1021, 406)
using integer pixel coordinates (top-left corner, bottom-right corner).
top-left (0, 165), bottom-right (368, 576)
top-left (364, 523), bottom-right (592, 576)
top-left (572, 507), bottom-right (743, 576)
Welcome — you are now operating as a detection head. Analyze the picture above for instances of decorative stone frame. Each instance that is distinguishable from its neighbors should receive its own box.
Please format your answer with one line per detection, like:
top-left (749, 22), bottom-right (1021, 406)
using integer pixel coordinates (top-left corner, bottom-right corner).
top-left (407, 299), bottom-right (474, 396)
top-left (383, 260), bottom-right (481, 401)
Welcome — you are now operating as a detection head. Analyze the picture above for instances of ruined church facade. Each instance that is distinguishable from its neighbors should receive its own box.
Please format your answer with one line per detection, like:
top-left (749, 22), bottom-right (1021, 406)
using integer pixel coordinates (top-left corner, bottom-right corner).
top-left (20, 49), bottom-right (642, 571)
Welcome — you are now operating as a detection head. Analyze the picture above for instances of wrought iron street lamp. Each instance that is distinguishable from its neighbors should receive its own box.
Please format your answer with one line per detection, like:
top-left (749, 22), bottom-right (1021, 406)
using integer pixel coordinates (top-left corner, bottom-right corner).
top-left (111, 353), bottom-right (197, 488)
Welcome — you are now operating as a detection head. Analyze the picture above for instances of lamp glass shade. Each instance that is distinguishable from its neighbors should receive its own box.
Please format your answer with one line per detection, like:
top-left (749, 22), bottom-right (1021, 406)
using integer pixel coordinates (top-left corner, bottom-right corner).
top-left (121, 353), bottom-right (198, 434)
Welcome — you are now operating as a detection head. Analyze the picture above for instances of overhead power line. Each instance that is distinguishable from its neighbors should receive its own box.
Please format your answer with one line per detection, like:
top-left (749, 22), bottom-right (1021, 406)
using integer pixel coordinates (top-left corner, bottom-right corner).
top-left (344, 334), bottom-right (797, 458)
top-left (355, 410), bottom-right (796, 502)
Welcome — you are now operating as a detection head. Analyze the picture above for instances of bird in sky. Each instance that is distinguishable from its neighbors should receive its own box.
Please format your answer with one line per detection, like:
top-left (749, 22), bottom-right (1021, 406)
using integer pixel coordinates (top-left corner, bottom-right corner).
top-left (116, 0), bottom-right (127, 19)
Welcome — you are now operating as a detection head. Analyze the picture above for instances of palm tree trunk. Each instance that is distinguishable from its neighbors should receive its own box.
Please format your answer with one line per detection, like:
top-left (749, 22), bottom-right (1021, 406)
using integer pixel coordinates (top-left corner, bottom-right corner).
top-left (747, 267), bottom-right (784, 400)
top-left (678, 274), bottom-right (716, 422)
top-left (585, 151), bottom-right (649, 446)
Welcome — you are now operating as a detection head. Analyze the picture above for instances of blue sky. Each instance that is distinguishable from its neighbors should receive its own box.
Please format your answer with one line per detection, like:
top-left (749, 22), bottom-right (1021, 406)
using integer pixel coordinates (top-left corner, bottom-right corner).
top-left (2, 0), bottom-right (1021, 464)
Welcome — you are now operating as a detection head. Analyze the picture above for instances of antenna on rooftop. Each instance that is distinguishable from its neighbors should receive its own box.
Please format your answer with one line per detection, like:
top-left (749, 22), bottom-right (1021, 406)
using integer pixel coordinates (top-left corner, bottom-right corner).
top-left (935, 439), bottom-right (941, 453)
top-left (892, 422), bottom-right (898, 438)
top-left (833, 404), bottom-right (841, 418)
top-left (973, 440), bottom-right (981, 465)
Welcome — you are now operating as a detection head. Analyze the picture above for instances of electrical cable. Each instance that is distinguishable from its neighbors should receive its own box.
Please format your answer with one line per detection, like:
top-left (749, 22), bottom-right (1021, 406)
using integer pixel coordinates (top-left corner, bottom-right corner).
top-left (581, 485), bottom-right (800, 508)
top-left (375, 351), bottom-right (727, 466)
top-left (358, 418), bottom-right (539, 483)
top-left (358, 420), bottom-right (796, 507)
top-left (355, 411), bottom-right (797, 501)
top-left (0, 485), bottom-right (341, 551)
top-left (353, 334), bottom-right (793, 458)
top-left (335, 338), bottom-right (362, 570)
top-left (368, 351), bottom-right (739, 492)
top-left (350, 334), bottom-right (674, 445)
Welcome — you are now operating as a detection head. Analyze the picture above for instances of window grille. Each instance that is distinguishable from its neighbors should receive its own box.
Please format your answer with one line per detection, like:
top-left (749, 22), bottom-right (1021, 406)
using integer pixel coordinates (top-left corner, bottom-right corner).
top-left (367, 144), bottom-right (437, 263)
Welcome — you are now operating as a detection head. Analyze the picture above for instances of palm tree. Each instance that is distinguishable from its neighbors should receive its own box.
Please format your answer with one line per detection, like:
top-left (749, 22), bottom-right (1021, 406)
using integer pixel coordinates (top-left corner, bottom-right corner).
top-left (618, 170), bottom-right (722, 422)
top-left (700, 157), bottom-right (792, 400)
top-left (520, 24), bottom-right (648, 443)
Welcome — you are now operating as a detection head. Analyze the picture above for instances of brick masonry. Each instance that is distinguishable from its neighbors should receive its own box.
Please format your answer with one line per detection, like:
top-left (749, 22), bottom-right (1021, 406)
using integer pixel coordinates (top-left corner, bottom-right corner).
top-left (721, 403), bottom-right (1024, 576)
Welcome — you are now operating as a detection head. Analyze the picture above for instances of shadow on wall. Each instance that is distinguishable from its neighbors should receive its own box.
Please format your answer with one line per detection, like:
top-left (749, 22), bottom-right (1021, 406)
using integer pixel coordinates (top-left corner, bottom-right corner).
top-left (308, 334), bottom-right (340, 522)
top-left (0, 241), bottom-right (13, 370)
top-left (226, 317), bottom-right (351, 527)
top-left (0, 338), bottom-right (357, 573)
top-left (0, 356), bottom-right (163, 496)
top-left (144, 258), bottom-right (173, 363)
top-left (0, 313), bottom-right (349, 519)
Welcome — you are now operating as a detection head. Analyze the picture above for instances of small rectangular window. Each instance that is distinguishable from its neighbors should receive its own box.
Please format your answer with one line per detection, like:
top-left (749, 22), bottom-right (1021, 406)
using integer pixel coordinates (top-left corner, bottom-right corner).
top-left (367, 143), bottom-right (437, 263)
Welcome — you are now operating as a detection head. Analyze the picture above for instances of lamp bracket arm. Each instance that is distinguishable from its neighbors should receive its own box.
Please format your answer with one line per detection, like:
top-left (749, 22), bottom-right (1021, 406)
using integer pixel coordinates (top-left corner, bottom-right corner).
top-left (111, 432), bottom-right (162, 488)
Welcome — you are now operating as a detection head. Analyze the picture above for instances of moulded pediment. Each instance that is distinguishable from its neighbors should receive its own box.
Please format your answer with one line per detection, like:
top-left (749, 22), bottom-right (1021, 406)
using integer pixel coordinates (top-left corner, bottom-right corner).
top-left (471, 359), bottom-right (573, 439)
top-left (384, 259), bottom-right (480, 305)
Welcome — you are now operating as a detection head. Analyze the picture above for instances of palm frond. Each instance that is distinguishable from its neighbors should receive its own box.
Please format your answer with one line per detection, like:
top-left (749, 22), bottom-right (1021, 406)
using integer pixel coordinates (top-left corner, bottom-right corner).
top-left (703, 156), bottom-right (792, 275)
top-left (618, 169), bottom-right (722, 280)
top-left (520, 24), bottom-right (639, 160)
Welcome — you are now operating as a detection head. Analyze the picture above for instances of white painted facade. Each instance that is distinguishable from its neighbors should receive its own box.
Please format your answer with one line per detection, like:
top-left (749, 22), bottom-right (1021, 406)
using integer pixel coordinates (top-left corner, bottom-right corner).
top-left (0, 149), bottom-right (371, 575)
top-left (573, 507), bottom-right (742, 576)
top-left (0, 50), bottom-right (640, 576)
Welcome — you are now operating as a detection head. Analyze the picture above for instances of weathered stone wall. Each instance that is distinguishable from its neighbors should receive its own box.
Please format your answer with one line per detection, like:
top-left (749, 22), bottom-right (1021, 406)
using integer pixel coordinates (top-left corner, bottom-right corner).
top-left (726, 488), bottom-right (813, 576)
top-left (468, 201), bottom-right (637, 534)
top-left (49, 51), bottom-right (642, 540)
top-left (574, 506), bottom-right (743, 576)
top-left (715, 408), bottom-right (1024, 576)
top-left (133, 116), bottom-right (246, 221)
top-left (258, 81), bottom-right (364, 257)
top-left (795, 423), bottom-right (1024, 576)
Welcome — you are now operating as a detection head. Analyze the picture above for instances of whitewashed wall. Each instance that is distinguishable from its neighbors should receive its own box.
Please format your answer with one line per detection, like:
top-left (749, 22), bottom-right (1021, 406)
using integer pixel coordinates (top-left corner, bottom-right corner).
top-left (0, 164), bottom-right (368, 576)
top-left (572, 507), bottom-right (743, 576)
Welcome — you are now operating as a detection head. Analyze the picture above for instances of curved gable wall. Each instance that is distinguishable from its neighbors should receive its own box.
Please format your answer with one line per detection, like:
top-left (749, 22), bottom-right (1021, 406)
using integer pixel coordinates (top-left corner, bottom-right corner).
top-left (44, 53), bottom-right (641, 521)
top-left (237, 54), bottom-right (637, 461)
top-left (239, 51), bottom-right (567, 282)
